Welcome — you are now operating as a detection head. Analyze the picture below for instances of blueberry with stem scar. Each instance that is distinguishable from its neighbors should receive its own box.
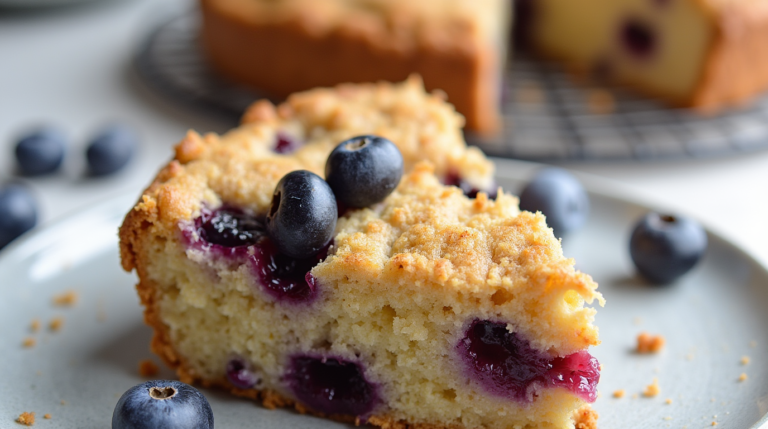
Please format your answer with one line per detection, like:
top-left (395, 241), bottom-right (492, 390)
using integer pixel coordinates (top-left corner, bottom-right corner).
top-left (112, 380), bottom-right (213, 429)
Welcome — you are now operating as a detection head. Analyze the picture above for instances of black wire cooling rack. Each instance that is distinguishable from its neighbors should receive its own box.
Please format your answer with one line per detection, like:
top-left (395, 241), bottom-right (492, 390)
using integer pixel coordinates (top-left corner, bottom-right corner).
top-left (134, 10), bottom-right (768, 162)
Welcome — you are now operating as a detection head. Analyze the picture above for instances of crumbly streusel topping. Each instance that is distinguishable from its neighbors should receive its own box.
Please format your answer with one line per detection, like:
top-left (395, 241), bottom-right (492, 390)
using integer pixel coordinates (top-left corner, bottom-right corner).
top-left (206, 0), bottom-right (506, 50)
top-left (151, 77), bottom-right (493, 224)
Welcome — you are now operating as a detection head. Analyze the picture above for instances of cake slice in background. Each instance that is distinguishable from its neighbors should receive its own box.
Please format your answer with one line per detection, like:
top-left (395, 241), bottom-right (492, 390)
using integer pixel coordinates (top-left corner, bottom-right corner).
top-left (520, 0), bottom-right (768, 111)
top-left (119, 79), bottom-right (603, 429)
top-left (199, 0), bottom-right (511, 134)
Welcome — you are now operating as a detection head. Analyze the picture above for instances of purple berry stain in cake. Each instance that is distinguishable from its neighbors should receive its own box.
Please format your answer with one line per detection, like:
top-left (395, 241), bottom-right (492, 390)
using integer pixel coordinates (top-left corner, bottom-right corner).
top-left (226, 357), bottom-right (261, 389)
top-left (187, 206), bottom-right (328, 303)
top-left (287, 355), bottom-right (379, 417)
top-left (273, 132), bottom-right (302, 154)
top-left (458, 320), bottom-right (599, 403)
top-left (620, 18), bottom-right (657, 60)
top-left (444, 172), bottom-right (498, 200)
top-left (251, 240), bottom-right (329, 302)
top-left (197, 206), bottom-right (264, 250)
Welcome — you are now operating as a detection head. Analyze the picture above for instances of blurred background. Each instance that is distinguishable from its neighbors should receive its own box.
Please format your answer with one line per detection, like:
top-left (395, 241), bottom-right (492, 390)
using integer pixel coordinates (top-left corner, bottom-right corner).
top-left (1, 0), bottom-right (768, 264)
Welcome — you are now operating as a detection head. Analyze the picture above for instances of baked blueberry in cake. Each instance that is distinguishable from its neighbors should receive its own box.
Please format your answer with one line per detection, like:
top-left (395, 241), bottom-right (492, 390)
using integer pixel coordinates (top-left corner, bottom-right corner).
top-left (519, 0), bottom-right (768, 111)
top-left (119, 79), bottom-right (603, 429)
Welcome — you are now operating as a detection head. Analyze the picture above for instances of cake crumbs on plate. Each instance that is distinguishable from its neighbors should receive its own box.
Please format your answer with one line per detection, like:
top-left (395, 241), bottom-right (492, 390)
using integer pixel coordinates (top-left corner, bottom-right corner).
top-left (663, 416), bottom-right (672, 421)
top-left (49, 317), bottom-right (64, 332)
top-left (52, 290), bottom-right (78, 307)
top-left (665, 398), bottom-right (673, 404)
top-left (30, 319), bottom-right (40, 333)
top-left (22, 337), bottom-right (36, 348)
top-left (712, 422), bottom-right (718, 426)
top-left (750, 340), bottom-right (757, 348)
top-left (740, 356), bottom-right (750, 365)
top-left (573, 406), bottom-right (598, 429)
top-left (43, 414), bottom-right (51, 420)
top-left (16, 412), bottom-right (35, 426)
top-left (643, 377), bottom-right (661, 397)
top-left (637, 332), bottom-right (666, 353)
top-left (139, 359), bottom-right (160, 377)
top-left (613, 389), bottom-right (625, 398)
top-left (59, 400), bottom-right (66, 406)
top-left (738, 373), bottom-right (748, 382)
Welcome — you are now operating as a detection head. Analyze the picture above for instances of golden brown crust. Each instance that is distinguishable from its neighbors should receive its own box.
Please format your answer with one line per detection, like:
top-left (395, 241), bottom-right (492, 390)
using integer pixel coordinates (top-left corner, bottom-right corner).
top-left (690, 0), bottom-right (768, 111)
top-left (199, 0), bottom-right (505, 134)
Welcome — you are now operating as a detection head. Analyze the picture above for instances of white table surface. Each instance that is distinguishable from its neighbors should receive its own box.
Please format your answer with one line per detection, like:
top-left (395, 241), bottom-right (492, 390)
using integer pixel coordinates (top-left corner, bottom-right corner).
top-left (2, 0), bottom-right (767, 267)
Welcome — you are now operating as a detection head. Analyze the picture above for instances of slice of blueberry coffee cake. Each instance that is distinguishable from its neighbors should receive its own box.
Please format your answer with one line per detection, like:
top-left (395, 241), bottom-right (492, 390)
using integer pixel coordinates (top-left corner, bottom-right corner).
top-left (119, 79), bottom-right (603, 429)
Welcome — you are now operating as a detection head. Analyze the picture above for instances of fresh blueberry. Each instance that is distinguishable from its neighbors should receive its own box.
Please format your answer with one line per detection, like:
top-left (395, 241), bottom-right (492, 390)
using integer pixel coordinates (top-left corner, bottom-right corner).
top-left (0, 184), bottom-right (38, 249)
top-left (112, 380), bottom-right (213, 429)
top-left (287, 355), bottom-right (379, 416)
top-left (266, 170), bottom-right (337, 259)
top-left (325, 135), bottom-right (403, 208)
top-left (86, 124), bottom-right (137, 176)
top-left (15, 128), bottom-right (66, 176)
top-left (629, 212), bottom-right (708, 285)
top-left (226, 357), bottom-right (261, 389)
top-left (519, 168), bottom-right (589, 238)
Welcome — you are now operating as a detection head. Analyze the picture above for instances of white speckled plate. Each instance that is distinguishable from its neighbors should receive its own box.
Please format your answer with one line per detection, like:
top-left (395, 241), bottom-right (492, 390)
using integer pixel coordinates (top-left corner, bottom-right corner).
top-left (2, 160), bottom-right (768, 428)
